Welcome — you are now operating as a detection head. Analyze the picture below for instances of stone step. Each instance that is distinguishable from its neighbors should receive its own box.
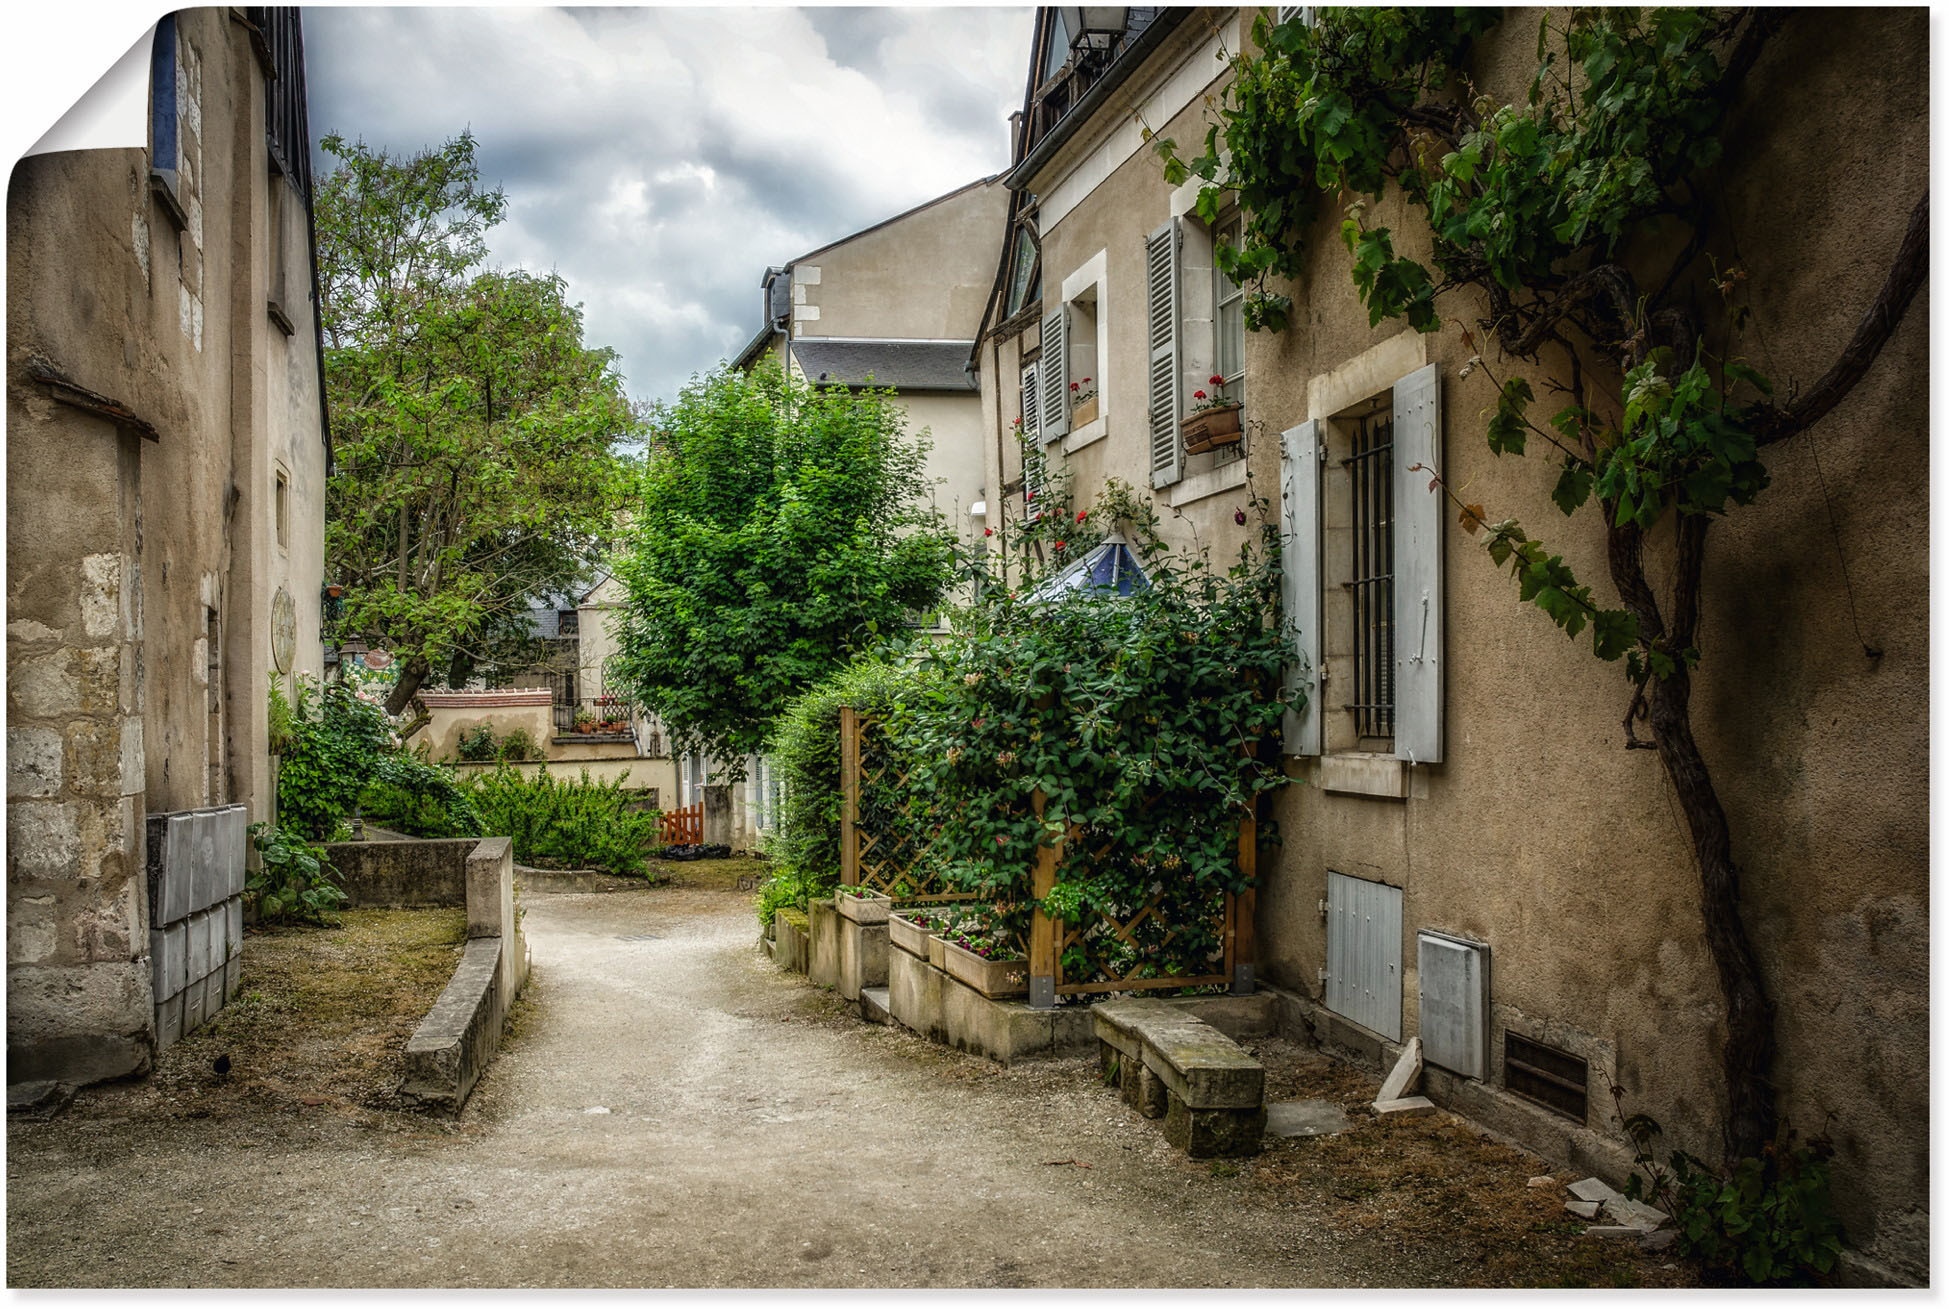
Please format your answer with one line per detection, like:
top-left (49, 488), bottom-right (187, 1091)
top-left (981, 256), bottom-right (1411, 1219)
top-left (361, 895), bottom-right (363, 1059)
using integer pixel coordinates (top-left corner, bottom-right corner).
top-left (860, 986), bottom-right (891, 1026)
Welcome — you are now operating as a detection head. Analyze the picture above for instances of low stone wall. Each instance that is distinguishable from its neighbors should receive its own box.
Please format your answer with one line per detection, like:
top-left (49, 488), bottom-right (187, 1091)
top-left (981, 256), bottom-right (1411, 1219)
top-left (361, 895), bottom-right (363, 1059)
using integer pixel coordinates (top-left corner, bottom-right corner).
top-left (397, 837), bottom-right (529, 1113)
top-left (325, 838), bottom-right (475, 908)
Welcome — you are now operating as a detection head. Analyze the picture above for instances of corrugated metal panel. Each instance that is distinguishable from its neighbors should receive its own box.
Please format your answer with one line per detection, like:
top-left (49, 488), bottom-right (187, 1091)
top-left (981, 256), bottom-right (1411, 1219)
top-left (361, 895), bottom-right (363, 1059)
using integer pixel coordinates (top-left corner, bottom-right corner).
top-left (1392, 363), bottom-right (1443, 763)
top-left (1281, 420), bottom-right (1322, 755)
top-left (1326, 871), bottom-right (1401, 1040)
top-left (1418, 930), bottom-right (1489, 1079)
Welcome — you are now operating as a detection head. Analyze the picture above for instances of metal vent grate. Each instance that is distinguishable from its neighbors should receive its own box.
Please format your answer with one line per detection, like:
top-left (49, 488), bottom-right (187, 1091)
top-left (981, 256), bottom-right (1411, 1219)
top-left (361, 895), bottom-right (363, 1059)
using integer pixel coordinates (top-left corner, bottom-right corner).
top-left (1505, 1032), bottom-right (1588, 1122)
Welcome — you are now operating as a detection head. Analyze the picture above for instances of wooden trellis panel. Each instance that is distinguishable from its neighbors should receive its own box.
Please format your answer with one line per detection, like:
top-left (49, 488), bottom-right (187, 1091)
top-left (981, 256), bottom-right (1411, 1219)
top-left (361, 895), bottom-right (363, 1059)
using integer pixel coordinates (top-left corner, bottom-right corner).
top-left (841, 707), bottom-right (978, 906)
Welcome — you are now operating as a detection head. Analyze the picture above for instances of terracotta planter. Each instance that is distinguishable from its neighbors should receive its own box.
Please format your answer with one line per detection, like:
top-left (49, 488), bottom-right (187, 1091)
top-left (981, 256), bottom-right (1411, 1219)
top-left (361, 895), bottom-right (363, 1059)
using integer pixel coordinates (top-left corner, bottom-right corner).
top-left (941, 938), bottom-right (1029, 999)
top-left (836, 888), bottom-right (892, 925)
top-left (1070, 395), bottom-right (1099, 427)
top-left (888, 911), bottom-right (934, 957)
top-left (1183, 403), bottom-right (1242, 454)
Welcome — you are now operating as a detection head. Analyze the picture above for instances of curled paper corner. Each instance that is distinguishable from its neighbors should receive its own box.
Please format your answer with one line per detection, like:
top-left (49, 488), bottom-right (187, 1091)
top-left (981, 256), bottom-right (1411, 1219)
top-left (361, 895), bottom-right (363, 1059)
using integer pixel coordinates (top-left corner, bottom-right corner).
top-left (24, 22), bottom-right (158, 161)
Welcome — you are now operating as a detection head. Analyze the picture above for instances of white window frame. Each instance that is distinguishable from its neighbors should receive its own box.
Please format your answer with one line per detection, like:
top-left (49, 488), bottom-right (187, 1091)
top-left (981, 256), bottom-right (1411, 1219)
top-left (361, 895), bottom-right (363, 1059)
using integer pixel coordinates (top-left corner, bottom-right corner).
top-left (1054, 249), bottom-right (1110, 451)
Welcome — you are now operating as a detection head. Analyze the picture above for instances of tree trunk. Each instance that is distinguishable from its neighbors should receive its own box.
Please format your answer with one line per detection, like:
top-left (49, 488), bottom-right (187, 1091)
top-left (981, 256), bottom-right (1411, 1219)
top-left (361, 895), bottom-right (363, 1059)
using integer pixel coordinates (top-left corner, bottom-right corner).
top-left (385, 653), bottom-right (430, 717)
top-left (1648, 664), bottom-right (1778, 1163)
top-left (1606, 517), bottom-right (1778, 1164)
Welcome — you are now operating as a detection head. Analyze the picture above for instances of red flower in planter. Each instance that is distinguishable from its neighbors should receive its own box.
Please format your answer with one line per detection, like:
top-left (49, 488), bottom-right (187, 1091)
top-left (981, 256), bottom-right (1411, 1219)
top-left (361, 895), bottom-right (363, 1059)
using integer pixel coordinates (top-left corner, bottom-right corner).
top-left (1070, 381), bottom-right (1080, 392)
top-left (1193, 390), bottom-right (1208, 401)
top-left (1210, 373), bottom-right (1225, 385)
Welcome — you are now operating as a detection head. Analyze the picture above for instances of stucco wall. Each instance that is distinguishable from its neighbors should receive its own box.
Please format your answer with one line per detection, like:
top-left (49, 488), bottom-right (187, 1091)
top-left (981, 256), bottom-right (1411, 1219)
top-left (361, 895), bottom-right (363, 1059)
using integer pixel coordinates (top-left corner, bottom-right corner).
top-left (7, 9), bottom-right (328, 1085)
top-left (1004, 6), bottom-right (1928, 1280)
top-left (792, 178), bottom-right (1007, 342)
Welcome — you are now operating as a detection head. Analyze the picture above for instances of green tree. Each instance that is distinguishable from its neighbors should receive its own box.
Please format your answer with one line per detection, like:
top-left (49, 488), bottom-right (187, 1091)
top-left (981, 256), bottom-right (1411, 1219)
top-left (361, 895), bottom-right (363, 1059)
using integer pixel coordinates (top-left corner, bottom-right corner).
top-left (1158, 9), bottom-right (1927, 1166)
top-left (608, 367), bottom-right (957, 776)
top-left (316, 132), bottom-right (642, 714)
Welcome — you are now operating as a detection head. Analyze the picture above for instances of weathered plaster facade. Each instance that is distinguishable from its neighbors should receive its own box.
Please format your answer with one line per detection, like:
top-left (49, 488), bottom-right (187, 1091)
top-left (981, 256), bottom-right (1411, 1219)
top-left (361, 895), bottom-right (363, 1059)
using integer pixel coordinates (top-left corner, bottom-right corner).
top-left (982, 7), bottom-right (1927, 1282)
top-left (7, 8), bottom-right (327, 1086)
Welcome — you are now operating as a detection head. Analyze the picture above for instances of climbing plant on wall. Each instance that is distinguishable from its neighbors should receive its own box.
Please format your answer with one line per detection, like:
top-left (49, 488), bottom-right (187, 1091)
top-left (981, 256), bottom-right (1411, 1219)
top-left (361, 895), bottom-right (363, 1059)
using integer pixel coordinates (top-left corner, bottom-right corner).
top-left (1155, 7), bottom-right (1928, 1168)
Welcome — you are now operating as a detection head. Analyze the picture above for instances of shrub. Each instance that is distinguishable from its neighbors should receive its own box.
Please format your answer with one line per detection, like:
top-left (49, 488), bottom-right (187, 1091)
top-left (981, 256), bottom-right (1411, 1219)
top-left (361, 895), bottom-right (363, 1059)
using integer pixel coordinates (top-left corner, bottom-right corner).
top-left (467, 764), bottom-right (661, 877)
top-left (247, 822), bottom-right (348, 925)
top-left (763, 656), bottom-right (919, 920)
top-left (497, 727), bottom-right (540, 762)
top-left (275, 679), bottom-right (399, 840)
top-left (360, 750), bottom-right (483, 839)
top-left (455, 723), bottom-right (499, 761)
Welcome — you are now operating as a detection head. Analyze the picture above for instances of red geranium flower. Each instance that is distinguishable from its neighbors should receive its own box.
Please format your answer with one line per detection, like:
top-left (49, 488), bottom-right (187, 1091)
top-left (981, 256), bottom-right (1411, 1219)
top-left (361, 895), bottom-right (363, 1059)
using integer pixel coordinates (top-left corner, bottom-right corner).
top-left (1075, 510), bottom-right (1087, 522)
top-left (1070, 381), bottom-right (1080, 391)
top-left (1055, 540), bottom-right (1066, 550)
top-left (1193, 390), bottom-right (1207, 400)
top-left (1210, 373), bottom-right (1225, 385)
top-left (983, 527), bottom-right (994, 537)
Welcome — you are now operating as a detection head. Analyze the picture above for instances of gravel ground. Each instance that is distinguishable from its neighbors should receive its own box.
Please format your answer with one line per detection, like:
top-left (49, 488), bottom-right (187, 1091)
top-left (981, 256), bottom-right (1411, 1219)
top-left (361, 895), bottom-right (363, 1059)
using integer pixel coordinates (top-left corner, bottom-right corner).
top-left (6, 881), bottom-right (1689, 1288)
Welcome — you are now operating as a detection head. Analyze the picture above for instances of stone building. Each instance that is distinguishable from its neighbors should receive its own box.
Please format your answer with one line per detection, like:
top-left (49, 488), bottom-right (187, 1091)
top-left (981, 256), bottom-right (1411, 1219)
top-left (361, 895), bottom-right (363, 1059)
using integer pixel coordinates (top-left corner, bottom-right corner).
top-left (974, 7), bottom-right (1927, 1283)
top-left (8, 8), bottom-right (328, 1087)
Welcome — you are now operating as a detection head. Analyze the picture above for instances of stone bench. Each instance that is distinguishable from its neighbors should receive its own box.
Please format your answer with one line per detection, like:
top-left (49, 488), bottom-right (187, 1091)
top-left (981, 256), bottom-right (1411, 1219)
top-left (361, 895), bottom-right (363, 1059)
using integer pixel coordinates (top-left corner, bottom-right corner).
top-left (1094, 998), bottom-right (1266, 1158)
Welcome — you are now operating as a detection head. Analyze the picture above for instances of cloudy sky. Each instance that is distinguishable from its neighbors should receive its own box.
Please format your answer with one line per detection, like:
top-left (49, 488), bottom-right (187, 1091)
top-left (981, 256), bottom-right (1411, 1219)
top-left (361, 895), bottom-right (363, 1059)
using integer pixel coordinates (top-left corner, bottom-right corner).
top-left (304, 7), bottom-right (1034, 406)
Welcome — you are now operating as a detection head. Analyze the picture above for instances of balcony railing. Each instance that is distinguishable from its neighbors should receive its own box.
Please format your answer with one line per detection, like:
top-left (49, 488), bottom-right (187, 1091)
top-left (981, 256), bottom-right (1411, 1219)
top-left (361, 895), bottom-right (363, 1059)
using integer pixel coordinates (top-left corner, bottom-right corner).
top-left (553, 697), bottom-right (636, 740)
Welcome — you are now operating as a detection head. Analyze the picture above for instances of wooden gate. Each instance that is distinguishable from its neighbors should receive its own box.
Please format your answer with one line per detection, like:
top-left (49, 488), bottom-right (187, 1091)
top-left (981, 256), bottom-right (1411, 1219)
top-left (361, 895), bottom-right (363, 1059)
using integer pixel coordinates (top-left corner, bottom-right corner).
top-left (660, 801), bottom-right (702, 845)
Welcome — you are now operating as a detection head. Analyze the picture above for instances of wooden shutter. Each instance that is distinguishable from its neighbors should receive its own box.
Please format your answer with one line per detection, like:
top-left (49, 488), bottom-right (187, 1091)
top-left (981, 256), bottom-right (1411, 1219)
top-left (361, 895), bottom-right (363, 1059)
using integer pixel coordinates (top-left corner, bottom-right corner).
top-left (1280, 420), bottom-right (1323, 756)
top-left (1146, 218), bottom-right (1183, 489)
top-left (1021, 359), bottom-right (1046, 519)
top-left (1039, 305), bottom-right (1069, 444)
top-left (1392, 364), bottom-right (1442, 764)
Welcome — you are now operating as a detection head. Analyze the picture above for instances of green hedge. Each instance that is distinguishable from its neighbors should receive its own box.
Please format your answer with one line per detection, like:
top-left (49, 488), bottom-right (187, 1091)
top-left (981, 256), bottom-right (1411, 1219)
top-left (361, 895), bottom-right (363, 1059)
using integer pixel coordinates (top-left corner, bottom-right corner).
top-left (466, 763), bottom-right (662, 877)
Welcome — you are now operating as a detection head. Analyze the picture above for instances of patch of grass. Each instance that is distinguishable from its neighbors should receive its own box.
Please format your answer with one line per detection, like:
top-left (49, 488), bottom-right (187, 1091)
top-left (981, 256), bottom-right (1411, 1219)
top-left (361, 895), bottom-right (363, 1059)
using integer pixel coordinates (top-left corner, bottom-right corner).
top-left (128, 908), bottom-right (466, 1118)
top-left (651, 853), bottom-right (772, 893)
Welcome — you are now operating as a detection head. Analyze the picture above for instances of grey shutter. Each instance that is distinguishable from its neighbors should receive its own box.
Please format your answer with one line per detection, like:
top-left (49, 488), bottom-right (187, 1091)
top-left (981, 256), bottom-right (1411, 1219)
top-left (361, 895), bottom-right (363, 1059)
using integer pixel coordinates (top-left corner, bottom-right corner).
top-left (1039, 304), bottom-right (1069, 444)
top-left (1146, 218), bottom-right (1183, 488)
top-left (1392, 364), bottom-right (1442, 764)
top-left (1020, 360), bottom-right (1041, 442)
top-left (1281, 420), bottom-right (1323, 756)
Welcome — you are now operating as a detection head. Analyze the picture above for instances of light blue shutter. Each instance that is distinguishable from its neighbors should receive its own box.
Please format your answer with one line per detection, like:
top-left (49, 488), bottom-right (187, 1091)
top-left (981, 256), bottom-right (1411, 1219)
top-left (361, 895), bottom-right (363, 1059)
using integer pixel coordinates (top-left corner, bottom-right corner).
top-left (1281, 419), bottom-right (1322, 756)
top-left (1021, 360), bottom-right (1046, 519)
top-left (1392, 364), bottom-right (1442, 764)
top-left (1039, 305), bottom-right (1069, 444)
top-left (1020, 360), bottom-right (1041, 441)
top-left (1146, 218), bottom-right (1183, 488)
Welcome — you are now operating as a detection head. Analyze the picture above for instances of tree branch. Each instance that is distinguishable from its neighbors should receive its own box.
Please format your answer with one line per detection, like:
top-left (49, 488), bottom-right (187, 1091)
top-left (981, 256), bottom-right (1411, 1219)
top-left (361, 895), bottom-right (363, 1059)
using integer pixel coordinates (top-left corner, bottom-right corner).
top-left (1751, 192), bottom-right (1928, 447)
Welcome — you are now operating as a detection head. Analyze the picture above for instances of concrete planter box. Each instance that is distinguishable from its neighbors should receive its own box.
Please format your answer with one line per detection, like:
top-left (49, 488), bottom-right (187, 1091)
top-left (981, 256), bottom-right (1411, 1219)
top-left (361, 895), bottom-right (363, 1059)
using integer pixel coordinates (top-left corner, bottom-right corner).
top-left (1070, 395), bottom-right (1098, 427)
top-left (836, 888), bottom-right (892, 925)
top-left (774, 909), bottom-right (809, 975)
top-left (941, 939), bottom-right (1028, 999)
top-left (888, 911), bottom-right (934, 958)
top-left (927, 934), bottom-right (949, 971)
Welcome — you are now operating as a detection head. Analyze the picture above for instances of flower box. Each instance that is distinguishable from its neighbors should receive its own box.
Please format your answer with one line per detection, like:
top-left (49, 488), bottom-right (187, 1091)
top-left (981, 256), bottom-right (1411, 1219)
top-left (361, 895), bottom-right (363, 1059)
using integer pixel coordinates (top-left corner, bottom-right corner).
top-left (836, 887), bottom-right (892, 925)
top-left (1070, 395), bottom-right (1099, 428)
top-left (1183, 403), bottom-right (1243, 454)
top-left (927, 934), bottom-right (949, 970)
top-left (888, 910), bottom-right (934, 957)
top-left (941, 938), bottom-right (1029, 999)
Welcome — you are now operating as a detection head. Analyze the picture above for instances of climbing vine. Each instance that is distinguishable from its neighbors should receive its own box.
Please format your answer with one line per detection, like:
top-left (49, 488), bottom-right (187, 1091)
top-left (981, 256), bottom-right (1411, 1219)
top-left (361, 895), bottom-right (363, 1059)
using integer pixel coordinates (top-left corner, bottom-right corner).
top-left (1157, 6), bottom-right (1928, 1172)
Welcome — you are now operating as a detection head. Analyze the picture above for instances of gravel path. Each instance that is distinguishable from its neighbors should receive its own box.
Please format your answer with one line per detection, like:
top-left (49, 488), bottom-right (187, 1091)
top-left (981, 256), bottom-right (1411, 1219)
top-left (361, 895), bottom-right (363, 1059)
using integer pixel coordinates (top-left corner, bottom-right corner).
top-left (8, 885), bottom-right (1473, 1287)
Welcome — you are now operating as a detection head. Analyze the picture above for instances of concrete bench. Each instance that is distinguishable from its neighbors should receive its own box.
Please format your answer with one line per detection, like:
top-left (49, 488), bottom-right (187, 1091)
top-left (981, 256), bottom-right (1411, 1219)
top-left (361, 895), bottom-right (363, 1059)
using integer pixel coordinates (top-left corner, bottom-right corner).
top-left (1094, 998), bottom-right (1266, 1158)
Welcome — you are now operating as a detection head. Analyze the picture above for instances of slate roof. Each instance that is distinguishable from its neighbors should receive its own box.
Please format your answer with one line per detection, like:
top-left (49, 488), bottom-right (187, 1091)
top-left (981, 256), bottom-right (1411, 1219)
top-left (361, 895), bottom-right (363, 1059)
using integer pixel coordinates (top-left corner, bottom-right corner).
top-left (790, 338), bottom-right (979, 392)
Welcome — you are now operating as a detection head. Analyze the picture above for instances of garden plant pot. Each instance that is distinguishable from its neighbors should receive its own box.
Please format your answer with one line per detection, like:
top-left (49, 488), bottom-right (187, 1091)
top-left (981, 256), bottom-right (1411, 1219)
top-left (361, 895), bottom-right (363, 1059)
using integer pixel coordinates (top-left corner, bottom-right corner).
top-left (1182, 403), bottom-right (1242, 454)
top-left (888, 910), bottom-right (934, 958)
top-left (941, 938), bottom-right (1029, 999)
top-left (836, 888), bottom-right (892, 925)
top-left (1071, 395), bottom-right (1099, 427)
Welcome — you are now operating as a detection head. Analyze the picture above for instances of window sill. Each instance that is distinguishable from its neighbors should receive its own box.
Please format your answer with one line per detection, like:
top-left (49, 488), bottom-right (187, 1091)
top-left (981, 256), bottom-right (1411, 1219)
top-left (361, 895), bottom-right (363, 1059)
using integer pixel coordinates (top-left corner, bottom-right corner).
top-left (1062, 414), bottom-right (1108, 451)
top-left (1169, 455), bottom-right (1248, 508)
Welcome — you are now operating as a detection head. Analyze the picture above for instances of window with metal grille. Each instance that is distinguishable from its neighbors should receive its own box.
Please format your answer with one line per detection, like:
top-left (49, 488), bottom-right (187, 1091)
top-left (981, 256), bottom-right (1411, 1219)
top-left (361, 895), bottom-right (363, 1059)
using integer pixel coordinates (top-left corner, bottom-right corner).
top-left (1504, 1032), bottom-right (1589, 1121)
top-left (248, 8), bottom-right (314, 200)
top-left (1345, 411), bottom-right (1395, 742)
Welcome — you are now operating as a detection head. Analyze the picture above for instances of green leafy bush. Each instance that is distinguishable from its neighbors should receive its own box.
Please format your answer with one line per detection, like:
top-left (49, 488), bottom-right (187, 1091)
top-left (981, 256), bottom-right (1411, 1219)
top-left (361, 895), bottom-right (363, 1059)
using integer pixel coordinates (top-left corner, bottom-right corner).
top-left (497, 727), bottom-right (541, 762)
top-left (466, 764), bottom-right (661, 877)
top-left (360, 750), bottom-right (483, 839)
top-left (1623, 1111), bottom-right (1844, 1285)
top-left (456, 723), bottom-right (499, 761)
top-left (247, 822), bottom-right (348, 925)
top-left (762, 656), bottom-right (919, 920)
top-left (274, 680), bottom-right (399, 840)
top-left (889, 500), bottom-right (1291, 976)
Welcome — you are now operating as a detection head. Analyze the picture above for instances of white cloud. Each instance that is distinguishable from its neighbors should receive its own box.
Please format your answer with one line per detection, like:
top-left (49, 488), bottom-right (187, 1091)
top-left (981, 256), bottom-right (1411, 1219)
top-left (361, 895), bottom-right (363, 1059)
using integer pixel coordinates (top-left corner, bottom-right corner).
top-left (306, 6), bottom-right (1033, 405)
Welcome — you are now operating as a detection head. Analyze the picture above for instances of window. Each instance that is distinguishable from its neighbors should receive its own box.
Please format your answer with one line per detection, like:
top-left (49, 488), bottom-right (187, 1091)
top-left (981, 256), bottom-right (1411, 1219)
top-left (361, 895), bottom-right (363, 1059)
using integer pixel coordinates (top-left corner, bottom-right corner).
top-left (274, 468), bottom-right (290, 549)
top-left (148, 15), bottom-right (186, 228)
top-left (1004, 225), bottom-right (1040, 319)
top-left (1212, 210), bottom-right (1246, 408)
top-left (1281, 360), bottom-right (1443, 767)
